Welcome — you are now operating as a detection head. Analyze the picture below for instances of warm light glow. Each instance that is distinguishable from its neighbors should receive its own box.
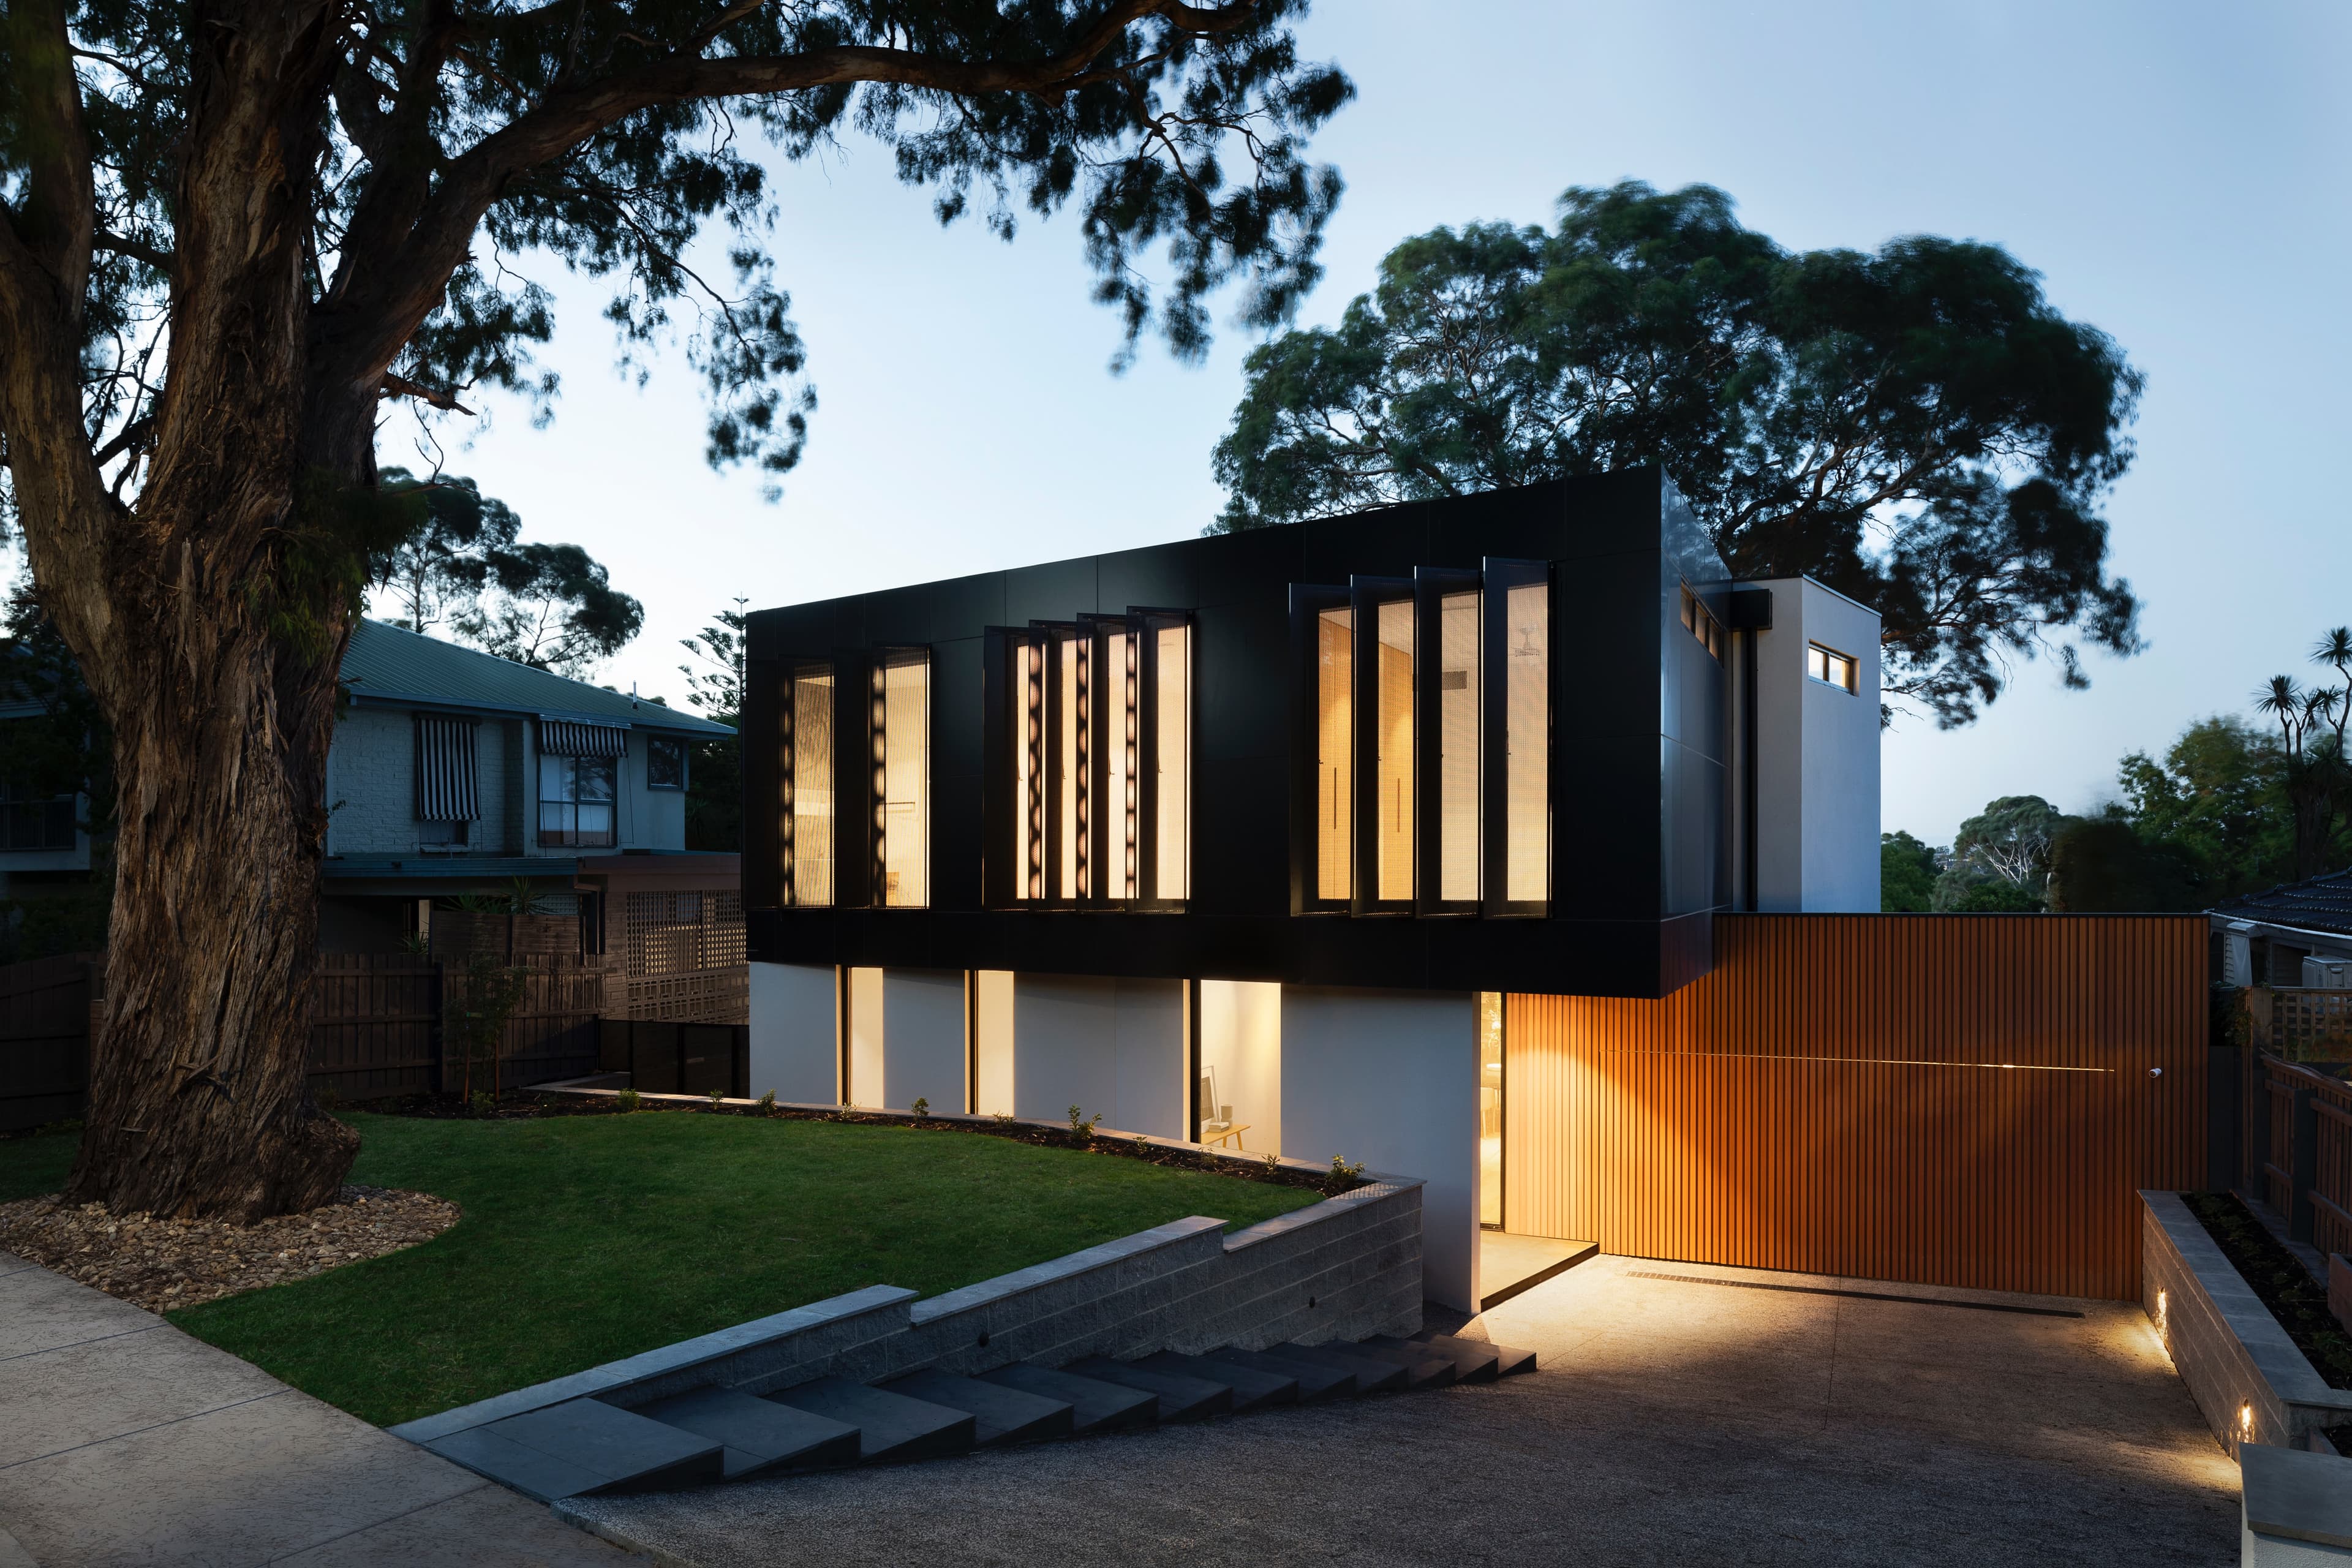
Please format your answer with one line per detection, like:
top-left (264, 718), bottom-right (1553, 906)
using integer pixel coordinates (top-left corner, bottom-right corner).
top-left (1316, 608), bottom-right (1352, 900)
top-left (2239, 1403), bottom-right (2254, 1440)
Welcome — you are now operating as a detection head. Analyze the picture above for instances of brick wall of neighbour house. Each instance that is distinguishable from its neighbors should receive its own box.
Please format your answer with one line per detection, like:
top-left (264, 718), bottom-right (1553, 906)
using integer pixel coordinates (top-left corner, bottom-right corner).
top-left (2140, 1191), bottom-right (2352, 1453)
top-left (328, 708), bottom-right (527, 857)
top-left (390, 1173), bottom-right (1424, 1444)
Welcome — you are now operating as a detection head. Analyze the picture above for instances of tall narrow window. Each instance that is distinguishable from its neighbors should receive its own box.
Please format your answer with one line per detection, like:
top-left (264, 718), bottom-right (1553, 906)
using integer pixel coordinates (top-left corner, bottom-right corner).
top-left (1438, 591), bottom-right (1480, 903)
top-left (1154, 623), bottom-right (1189, 901)
top-left (1374, 598), bottom-right (1414, 902)
top-left (1054, 636), bottom-right (1087, 900)
top-left (788, 665), bottom-right (835, 906)
top-left (1012, 641), bottom-right (1044, 900)
top-left (1503, 582), bottom-right (1549, 904)
top-left (879, 654), bottom-right (928, 907)
top-left (1104, 631), bottom-right (1137, 900)
top-left (1316, 607), bottom-right (1353, 902)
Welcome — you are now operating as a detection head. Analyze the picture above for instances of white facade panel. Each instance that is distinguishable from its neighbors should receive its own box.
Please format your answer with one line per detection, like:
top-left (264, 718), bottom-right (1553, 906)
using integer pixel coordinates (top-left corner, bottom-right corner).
top-left (1752, 576), bottom-right (1882, 913)
top-left (1279, 986), bottom-right (1479, 1313)
top-left (881, 968), bottom-right (967, 1112)
top-left (1009, 973), bottom-right (1185, 1140)
top-left (747, 960), bottom-right (836, 1103)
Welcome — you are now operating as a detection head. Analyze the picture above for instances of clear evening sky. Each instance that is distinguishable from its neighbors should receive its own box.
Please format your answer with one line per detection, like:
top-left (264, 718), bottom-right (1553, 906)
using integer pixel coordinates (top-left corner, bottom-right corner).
top-left (363, 2), bottom-right (2346, 845)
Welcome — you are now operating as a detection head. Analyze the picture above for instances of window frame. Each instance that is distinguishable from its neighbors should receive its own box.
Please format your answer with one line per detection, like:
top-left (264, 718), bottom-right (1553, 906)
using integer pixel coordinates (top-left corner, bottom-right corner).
top-left (1132, 608), bottom-right (1193, 911)
top-left (536, 753), bottom-right (619, 848)
top-left (1414, 566), bottom-right (1483, 917)
top-left (1482, 557), bottom-right (1551, 919)
top-left (1807, 641), bottom-right (1859, 694)
top-left (1350, 575), bottom-right (1416, 916)
top-left (645, 734), bottom-right (688, 791)
top-left (1289, 582), bottom-right (1354, 914)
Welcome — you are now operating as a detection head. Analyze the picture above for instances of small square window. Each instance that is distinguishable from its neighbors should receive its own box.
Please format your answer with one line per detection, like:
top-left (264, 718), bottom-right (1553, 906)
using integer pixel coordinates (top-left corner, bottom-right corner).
top-left (1807, 643), bottom-right (1858, 693)
top-left (647, 735), bottom-right (687, 790)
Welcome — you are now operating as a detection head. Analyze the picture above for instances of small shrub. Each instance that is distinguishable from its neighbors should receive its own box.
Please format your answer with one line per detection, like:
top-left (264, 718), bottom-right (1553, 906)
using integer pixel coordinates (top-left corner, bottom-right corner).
top-left (991, 1111), bottom-right (1016, 1129)
top-left (1324, 1155), bottom-right (1367, 1196)
top-left (1262, 1150), bottom-right (1282, 1175)
top-left (707, 1088), bottom-right (726, 1111)
top-left (911, 1097), bottom-right (929, 1117)
top-left (1067, 1105), bottom-right (1102, 1146)
top-left (614, 1088), bottom-right (641, 1114)
top-left (757, 1089), bottom-right (777, 1115)
top-left (469, 1090), bottom-right (497, 1117)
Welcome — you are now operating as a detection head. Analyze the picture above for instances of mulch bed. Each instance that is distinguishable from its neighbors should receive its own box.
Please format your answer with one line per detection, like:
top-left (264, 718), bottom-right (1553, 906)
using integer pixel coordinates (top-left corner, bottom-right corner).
top-left (372, 1090), bottom-right (1369, 1197)
top-left (0, 1183), bottom-right (461, 1314)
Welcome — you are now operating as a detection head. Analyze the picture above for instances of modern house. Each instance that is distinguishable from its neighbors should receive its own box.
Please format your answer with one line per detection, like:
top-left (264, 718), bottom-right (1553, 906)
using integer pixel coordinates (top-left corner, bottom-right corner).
top-left (739, 470), bottom-right (1891, 1310)
top-left (322, 621), bottom-right (745, 1014)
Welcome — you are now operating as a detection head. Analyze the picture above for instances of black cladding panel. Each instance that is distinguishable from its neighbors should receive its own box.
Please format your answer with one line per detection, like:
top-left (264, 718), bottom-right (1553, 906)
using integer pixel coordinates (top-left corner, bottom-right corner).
top-left (742, 469), bottom-right (1735, 998)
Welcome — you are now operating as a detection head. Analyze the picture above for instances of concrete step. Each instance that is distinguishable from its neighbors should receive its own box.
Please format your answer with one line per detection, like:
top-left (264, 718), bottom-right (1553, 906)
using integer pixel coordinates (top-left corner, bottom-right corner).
top-left (632, 1386), bottom-right (861, 1479)
top-left (1199, 1346), bottom-right (1359, 1402)
top-left (1133, 1351), bottom-right (1297, 1414)
top-left (763, 1379), bottom-right (975, 1463)
top-left (1336, 1340), bottom-right (1459, 1389)
top-left (880, 1370), bottom-right (1074, 1446)
top-left (426, 1397), bottom-right (723, 1501)
top-left (1064, 1356), bottom-right (1233, 1422)
top-left (1269, 1341), bottom-right (1411, 1393)
top-left (1373, 1332), bottom-right (1498, 1384)
top-left (1414, 1330), bottom-right (1537, 1378)
top-left (979, 1364), bottom-right (1159, 1434)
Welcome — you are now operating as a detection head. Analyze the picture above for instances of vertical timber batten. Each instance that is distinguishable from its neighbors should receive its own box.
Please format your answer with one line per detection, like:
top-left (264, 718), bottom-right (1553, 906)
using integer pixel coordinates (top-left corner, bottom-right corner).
top-left (1504, 913), bottom-right (2209, 1300)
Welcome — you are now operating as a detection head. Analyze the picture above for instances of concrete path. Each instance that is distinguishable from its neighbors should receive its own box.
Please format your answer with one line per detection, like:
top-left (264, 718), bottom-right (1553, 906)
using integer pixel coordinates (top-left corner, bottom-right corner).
top-left (0, 1250), bottom-right (637, 1567)
top-left (565, 1254), bottom-right (2239, 1567)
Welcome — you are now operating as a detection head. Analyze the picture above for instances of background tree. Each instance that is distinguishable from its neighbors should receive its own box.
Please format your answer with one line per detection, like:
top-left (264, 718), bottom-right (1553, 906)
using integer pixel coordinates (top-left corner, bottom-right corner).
top-left (2044, 814), bottom-right (2199, 912)
top-left (2114, 715), bottom-right (2291, 897)
top-left (369, 469), bottom-right (526, 635)
top-left (1879, 830), bottom-right (1939, 912)
top-left (2253, 628), bottom-right (2352, 880)
top-left (1932, 794), bottom-right (2071, 910)
top-left (679, 600), bottom-right (746, 851)
top-left (0, 0), bottom-right (1351, 1221)
top-left (449, 542), bottom-right (644, 679)
top-left (1212, 182), bottom-right (2145, 727)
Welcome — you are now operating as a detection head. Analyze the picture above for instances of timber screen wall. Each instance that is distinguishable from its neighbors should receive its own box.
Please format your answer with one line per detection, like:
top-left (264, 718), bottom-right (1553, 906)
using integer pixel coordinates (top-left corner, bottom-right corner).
top-left (1505, 914), bottom-right (2209, 1300)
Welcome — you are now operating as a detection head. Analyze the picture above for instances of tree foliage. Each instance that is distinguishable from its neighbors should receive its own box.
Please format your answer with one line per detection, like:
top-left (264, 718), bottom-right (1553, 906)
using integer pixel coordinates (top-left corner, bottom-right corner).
top-left (1212, 182), bottom-right (2145, 726)
top-left (1879, 830), bottom-right (1938, 912)
top-left (1932, 794), bottom-right (2069, 910)
top-left (679, 598), bottom-right (745, 851)
top-left (2115, 716), bottom-right (2293, 899)
top-left (2045, 816), bottom-right (2199, 913)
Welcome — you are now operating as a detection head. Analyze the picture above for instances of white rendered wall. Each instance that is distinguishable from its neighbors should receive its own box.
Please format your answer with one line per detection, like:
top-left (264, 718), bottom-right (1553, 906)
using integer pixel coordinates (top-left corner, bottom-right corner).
top-left (846, 967), bottom-right (886, 1107)
top-left (1280, 986), bottom-right (1480, 1313)
top-left (1752, 576), bottom-right (1882, 913)
top-left (747, 962), bottom-right (837, 1103)
top-left (1011, 974), bottom-right (1185, 1139)
top-left (881, 968), bottom-right (966, 1113)
top-left (1198, 979), bottom-right (1282, 1156)
top-left (973, 970), bottom-right (1016, 1116)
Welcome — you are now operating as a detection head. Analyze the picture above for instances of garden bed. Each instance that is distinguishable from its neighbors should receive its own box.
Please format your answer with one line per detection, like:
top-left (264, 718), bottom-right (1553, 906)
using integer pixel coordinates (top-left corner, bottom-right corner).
top-left (2182, 1191), bottom-right (2352, 1448)
top-left (0, 1109), bottom-right (1320, 1427)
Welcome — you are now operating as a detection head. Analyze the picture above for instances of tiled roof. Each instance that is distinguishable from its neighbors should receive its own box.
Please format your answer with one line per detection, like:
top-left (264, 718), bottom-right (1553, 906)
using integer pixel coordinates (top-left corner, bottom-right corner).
top-left (340, 620), bottom-right (733, 737)
top-left (2211, 869), bottom-right (2352, 939)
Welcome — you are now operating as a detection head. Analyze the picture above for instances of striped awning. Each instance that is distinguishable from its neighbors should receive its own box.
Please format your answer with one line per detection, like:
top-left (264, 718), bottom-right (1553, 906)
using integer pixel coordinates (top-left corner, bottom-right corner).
top-left (413, 715), bottom-right (480, 822)
top-left (538, 717), bottom-right (630, 758)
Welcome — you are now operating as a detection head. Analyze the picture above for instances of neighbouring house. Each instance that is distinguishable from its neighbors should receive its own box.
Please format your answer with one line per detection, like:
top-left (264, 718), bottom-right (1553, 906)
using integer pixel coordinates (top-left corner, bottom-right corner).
top-left (325, 620), bottom-right (747, 1021)
top-left (2212, 870), bottom-right (2352, 987)
top-left (0, 663), bottom-right (90, 900)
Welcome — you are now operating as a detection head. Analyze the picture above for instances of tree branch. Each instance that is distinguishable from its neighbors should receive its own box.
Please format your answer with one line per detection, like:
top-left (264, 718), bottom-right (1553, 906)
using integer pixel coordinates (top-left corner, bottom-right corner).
top-left (379, 372), bottom-right (477, 414)
top-left (93, 230), bottom-right (175, 274)
top-left (3, 0), bottom-right (99, 317)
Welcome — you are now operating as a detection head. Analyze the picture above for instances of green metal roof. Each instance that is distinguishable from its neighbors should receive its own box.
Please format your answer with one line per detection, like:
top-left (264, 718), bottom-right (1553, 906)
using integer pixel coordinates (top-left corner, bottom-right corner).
top-left (340, 620), bottom-right (734, 737)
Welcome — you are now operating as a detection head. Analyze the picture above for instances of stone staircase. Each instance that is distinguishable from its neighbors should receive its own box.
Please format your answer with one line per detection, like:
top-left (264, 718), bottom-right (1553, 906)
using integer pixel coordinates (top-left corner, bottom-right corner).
top-left (415, 1332), bottom-right (1535, 1502)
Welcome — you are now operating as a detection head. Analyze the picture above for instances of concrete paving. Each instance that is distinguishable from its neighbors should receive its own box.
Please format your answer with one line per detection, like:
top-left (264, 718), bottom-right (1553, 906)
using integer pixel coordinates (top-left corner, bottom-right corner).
top-left (564, 1254), bottom-right (2240, 1567)
top-left (0, 1249), bottom-right (638, 1567)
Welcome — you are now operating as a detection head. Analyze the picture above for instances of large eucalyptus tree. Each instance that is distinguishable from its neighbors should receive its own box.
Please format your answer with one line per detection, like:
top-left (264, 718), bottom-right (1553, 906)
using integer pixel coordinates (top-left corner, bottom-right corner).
top-left (0, 0), bottom-right (1348, 1219)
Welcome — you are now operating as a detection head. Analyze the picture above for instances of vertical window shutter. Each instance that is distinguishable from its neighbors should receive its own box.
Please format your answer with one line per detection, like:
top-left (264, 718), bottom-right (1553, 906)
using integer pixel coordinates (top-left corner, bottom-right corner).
top-left (414, 715), bottom-right (481, 821)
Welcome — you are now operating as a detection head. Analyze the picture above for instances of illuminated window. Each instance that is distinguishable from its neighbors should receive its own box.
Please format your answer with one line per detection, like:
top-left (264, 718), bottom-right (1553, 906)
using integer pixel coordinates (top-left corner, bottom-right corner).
top-left (1154, 623), bottom-right (1189, 902)
top-left (1503, 581), bottom-right (1549, 905)
top-left (1679, 585), bottom-right (1723, 660)
top-left (1000, 617), bottom-right (1186, 907)
top-left (876, 653), bottom-right (928, 907)
top-left (1807, 643), bottom-right (1858, 693)
top-left (1316, 607), bottom-right (1353, 902)
top-left (786, 665), bottom-right (836, 906)
top-left (1374, 598), bottom-right (1415, 903)
top-left (1438, 590), bottom-right (1480, 904)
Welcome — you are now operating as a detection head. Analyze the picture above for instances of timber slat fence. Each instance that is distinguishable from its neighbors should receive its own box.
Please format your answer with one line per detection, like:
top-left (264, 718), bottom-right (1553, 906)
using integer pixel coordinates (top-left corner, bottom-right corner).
top-left (2244, 1049), bottom-right (2352, 1264)
top-left (0, 951), bottom-right (616, 1129)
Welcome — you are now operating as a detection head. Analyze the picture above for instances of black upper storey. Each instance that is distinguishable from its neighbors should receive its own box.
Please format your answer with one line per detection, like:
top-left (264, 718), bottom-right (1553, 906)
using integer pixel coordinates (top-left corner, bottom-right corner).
top-left (744, 468), bottom-right (1732, 998)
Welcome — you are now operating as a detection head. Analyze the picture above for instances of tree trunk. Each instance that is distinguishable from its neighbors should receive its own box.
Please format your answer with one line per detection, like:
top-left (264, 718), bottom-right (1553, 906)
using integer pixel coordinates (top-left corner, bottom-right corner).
top-left (58, 584), bottom-right (360, 1218)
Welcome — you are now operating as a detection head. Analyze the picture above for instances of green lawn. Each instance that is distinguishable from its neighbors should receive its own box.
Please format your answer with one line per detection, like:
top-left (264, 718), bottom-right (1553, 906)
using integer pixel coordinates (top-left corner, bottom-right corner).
top-left (0, 1127), bottom-right (77, 1202)
top-left (1, 1111), bottom-right (1316, 1426)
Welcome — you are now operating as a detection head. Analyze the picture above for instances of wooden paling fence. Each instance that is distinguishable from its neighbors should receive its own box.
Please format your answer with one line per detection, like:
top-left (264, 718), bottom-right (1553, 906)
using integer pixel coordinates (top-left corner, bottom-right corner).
top-left (2245, 1051), bottom-right (2352, 1264)
top-left (0, 951), bottom-right (616, 1126)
